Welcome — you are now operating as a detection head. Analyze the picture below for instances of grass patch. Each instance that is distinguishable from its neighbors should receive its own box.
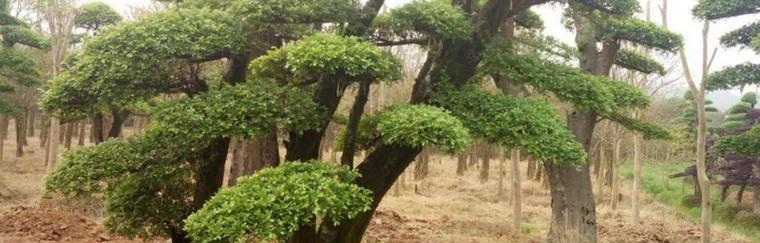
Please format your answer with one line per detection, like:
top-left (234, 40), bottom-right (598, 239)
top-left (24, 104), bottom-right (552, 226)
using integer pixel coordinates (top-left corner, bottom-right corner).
top-left (620, 160), bottom-right (760, 242)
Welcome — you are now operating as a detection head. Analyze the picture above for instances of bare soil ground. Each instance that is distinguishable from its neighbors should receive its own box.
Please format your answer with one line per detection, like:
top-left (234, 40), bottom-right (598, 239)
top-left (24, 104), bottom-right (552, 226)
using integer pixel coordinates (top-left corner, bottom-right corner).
top-left (0, 124), bottom-right (752, 242)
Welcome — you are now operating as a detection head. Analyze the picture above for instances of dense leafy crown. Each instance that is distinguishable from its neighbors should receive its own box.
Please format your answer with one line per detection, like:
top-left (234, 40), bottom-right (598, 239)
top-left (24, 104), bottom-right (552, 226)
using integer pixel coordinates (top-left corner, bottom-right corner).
top-left (0, 0), bottom-right (49, 115)
top-left (716, 125), bottom-right (760, 158)
top-left (46, 81), bottom-right (321, 238)
top-left (74, 2), bottom-right (122, 30)
top-left (376, 104), bottom-right (470, 153)
top-left (41, 8), bottom-right (248, 115)
top-left (479, 45), bottom-right (650, 114)
top-left (614, 48), bottom-right (666, 75)
top-left (693, 0), bottom-right (760, 20)
top-left (705, 63), bottom-right (760, 91)
top-left (230, 0), bottom-right (359, 25)
top-left (185, 162), bottom-right (371, 243)
top-left (600, 18), bottom-right (683, 52)
top-left (720, 21), bottom-right (760, 50)
top-left (370, 0), bottom-right (472, 40)
top-left (605, 112), bottom-right (671, 140)
top-left (576, 0), bottom-right (641, 15)
top-left (433, 87), bottom-right (587, 166)
top-left (251, 33), bottom-right (401, 84)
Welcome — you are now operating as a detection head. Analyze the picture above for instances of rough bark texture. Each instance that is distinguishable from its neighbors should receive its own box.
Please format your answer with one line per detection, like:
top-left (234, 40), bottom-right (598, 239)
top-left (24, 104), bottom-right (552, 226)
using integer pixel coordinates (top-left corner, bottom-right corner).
top-left (108, 109), bottom-right (128, 139)
top-left (632, 132), bottom-right (642, 223)
top-left (227, 130), bottom-right (280, 186)
top-left (341, 81), bottom-right (371, 168)
top-left (414, 148), bottom-right (430, 181)
top-left (316, 144), bottom-right (422, 243)
top-left (546, 111), bottom-right (598, 243)
top-left (511, 149), bottom-right (521, 231)
top-left (193, 137), bottom-right (231, 209)
top-left (46, 117), bottom-right (60, 172)
top-left (64, 123), bottom-right (74, 150)
top-left (92, 113), bottom-right (104, 144)
top-left (457, 153), bottom-right (467, 176)
top-left (78, 121), bottom-right (85, 146)
top-left (15, 114), bottom-right (25, 157)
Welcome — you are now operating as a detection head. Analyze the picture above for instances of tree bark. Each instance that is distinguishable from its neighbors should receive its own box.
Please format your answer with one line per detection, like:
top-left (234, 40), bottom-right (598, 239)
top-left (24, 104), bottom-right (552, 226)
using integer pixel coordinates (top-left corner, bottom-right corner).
top-left (611, 138), bottom-right (622, 209)
top-left (456, 153), bottom-right (467, 176)
top-left (227, 129), bottom-right (280, 186)
top-left (633, 131), bottom-right (642, 223)
top-left (511, 149), bottom-right (521, 231)
top-left (64, 123), bottom-right (74, 150)
top-left (341, 81), bottom-right (371, 168)
top-left (193, 137), bottom-right (231, 209)
top-left (108, 109), bottom-right (128, 139)
top-left (15, 114), bottom-right (25, 157)
top-left (92, 113), bottom-right (104, 144)
top-left (414, 148), bottom-right (430, 181)
top-left (46, 117), bottom-right (60, 172)
top-left (27, 110), bottom-right (34, 137)
top-left (78, 121), bottom-right (86, 146)
top-left (316, 144), bottom-right (422, 243)
top-left (545, 111), bottom-right (597, 243)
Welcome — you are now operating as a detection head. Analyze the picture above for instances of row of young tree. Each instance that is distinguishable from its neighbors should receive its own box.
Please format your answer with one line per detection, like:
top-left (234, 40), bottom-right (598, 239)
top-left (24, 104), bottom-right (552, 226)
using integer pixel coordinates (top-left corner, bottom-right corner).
top-left (1, 0), bottom-right (757, 242)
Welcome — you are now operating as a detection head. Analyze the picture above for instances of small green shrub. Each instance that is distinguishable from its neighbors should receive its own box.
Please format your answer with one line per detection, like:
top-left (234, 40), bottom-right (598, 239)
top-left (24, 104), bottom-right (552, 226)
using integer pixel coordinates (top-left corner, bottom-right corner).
top-left (184, 162), bottom-right (372, 243)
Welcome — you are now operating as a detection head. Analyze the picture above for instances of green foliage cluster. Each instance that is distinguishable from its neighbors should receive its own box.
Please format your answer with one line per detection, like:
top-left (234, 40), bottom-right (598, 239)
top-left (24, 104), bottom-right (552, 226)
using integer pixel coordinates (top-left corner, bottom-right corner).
top-left (720, 21), bottom-right (760, 49)
top-left (371, 0), bottom-right (472, 40)
top-left (432, 87), bottom-right (586, 166)
top-left (693, 0), bottom-right (760, 20)
top-left (600, 18), bottom-right (683, 52)
top-left (41, 8), bottom-right (248, 115)
top-left (0, 25), bottom-right (51, 48)
top-left (74, 2), bottom-right (122, 30)
top-left (721, 101), bottom-right (753, 129)
top-left (614, 48), bottom-right (666, 75)
top-left (705, 63), bottom-right (760, 91)
top-left (716, 125), bottom-right (760, 159)
top-left (575, 0), bottom-right (640, 15)
top-left (742, 92), bottom-right (757, 107)
top-left (479, 45), bottom-right (650, 114)
top-left (251, 33), bottom-right (401, 84)
top-left (184, 162), bottom-right (371, 243)
top-left (333, 114), bottom-right (381, 151)
top-left (0, 0), bottom-right (49, 116)
top-left (605, 112), bottom-right (671, 140)
top-left (46, 81), bottom-right (322, 239)
top-left (230, 0), bottom-right (359, 25)
top-left (514, 10), bottom-right (544, 30)
top-left (376, 104), bottom-right (470, 153)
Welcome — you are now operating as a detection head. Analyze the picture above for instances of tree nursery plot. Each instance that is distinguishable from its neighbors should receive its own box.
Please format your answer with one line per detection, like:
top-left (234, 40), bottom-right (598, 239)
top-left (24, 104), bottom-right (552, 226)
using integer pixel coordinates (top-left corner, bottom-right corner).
top-left (0, 0), bottom-right (759, 242)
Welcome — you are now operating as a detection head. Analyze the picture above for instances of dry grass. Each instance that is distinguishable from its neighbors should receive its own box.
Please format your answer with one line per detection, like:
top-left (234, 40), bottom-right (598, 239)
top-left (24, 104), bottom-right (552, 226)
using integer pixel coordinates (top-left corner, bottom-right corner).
top-left (0, 122), bottom-right (752, 242)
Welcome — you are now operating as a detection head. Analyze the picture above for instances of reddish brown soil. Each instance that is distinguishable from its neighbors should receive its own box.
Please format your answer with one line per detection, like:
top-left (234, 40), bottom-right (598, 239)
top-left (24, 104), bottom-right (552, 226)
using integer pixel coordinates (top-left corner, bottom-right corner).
top-left (0, 206), bottom-right (151, 243)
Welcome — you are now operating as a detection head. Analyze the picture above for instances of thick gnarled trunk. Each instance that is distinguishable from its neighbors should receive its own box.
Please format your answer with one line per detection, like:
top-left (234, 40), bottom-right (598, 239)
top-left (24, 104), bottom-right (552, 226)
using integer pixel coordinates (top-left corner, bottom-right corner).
top-left (546, 111), bottom-right (598, 243)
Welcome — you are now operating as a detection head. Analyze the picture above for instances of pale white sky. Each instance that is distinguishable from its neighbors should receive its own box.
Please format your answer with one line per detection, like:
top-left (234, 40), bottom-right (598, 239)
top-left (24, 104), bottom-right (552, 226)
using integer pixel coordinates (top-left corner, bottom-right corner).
top-left (90, 0), bottom-right (759, 106)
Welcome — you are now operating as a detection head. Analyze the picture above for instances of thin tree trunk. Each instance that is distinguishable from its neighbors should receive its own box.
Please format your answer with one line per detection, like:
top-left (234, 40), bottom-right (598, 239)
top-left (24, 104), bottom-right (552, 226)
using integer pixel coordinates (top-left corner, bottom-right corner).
top-left (511, 149), bottom-right (521, 231)
top-left (78, 121), bottom-right (85, 146)
top-left (64, 123), bottom-right (74, 150)
top-left (498, 152), bottom-right (505, 196)
top-left (456, 153), bottom-right (467, 176)
top-left (479, 144), bottom-right (490, 183)
top-left (46, 117), bottom-right (60, 172)
top-left (27, 110), bottom-right (34, 137)
top-left (633, 131), bottom-right (642, 224)
top-left (737, 184), bottom-right (746, 203)
top-left (611, 138), bottom-right (622, 209)
top-left (341, 81), bottom-right (371, 168)
top-left (108, 109), bottom-right (128, 139)
top-left (414, 148), bottom-right (430, 181)
top-left (15, 114), bottom-right (25, 157)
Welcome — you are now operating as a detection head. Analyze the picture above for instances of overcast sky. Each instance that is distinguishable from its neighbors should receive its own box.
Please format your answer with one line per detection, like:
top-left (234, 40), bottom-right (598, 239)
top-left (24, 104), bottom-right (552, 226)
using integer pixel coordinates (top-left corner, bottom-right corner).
top-left (87, 0), bottom-right (759, 106)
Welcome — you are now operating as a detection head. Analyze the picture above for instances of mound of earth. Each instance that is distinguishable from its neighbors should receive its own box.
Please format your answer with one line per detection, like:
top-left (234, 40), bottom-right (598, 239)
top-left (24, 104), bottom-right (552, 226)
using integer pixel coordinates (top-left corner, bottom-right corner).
top-left (0, 206), bottom-right (150, 243)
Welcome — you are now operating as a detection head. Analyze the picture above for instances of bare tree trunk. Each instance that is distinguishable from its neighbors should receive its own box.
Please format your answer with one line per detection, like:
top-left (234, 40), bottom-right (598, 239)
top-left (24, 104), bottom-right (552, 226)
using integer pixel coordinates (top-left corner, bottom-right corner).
top-left (46, 117), bottom-right (60, 172)
top-left (414, 148), bottom-right (430, 181)
top-left (92, 113), bottom-right (104, 144)
top-left (15, 114), bottom-right (25, 157)
top-left (479, 144), bottom-right (490, 183)
top-left (753, 165), bottom-right (760, 214)
top-left (511, 149), bottom-right (521, 231)
top-left (632, 131), bottom-right (642, 223)
top-left (456, 153), bottom-right (467, 176)
top-left (0, 116), bottom-right (4, 161)
top-left (78, 121), bottom-right (85, 146)
top-left (64, 123), bottom-right (74, 150)
top-left (27, 110), bottom-right (34, 137)
top-left (227, 129), bottom-right (280, 186)
top-left (498, 152), bottom-right (505, 196)
top-left (611, 138), bottom-right (622, 209)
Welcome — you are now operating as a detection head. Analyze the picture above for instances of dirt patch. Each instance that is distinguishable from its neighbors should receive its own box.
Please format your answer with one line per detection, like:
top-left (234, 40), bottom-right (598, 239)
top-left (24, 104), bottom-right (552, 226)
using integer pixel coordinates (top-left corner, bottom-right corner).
top-left (0, 206), bottom-right (150, 243)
